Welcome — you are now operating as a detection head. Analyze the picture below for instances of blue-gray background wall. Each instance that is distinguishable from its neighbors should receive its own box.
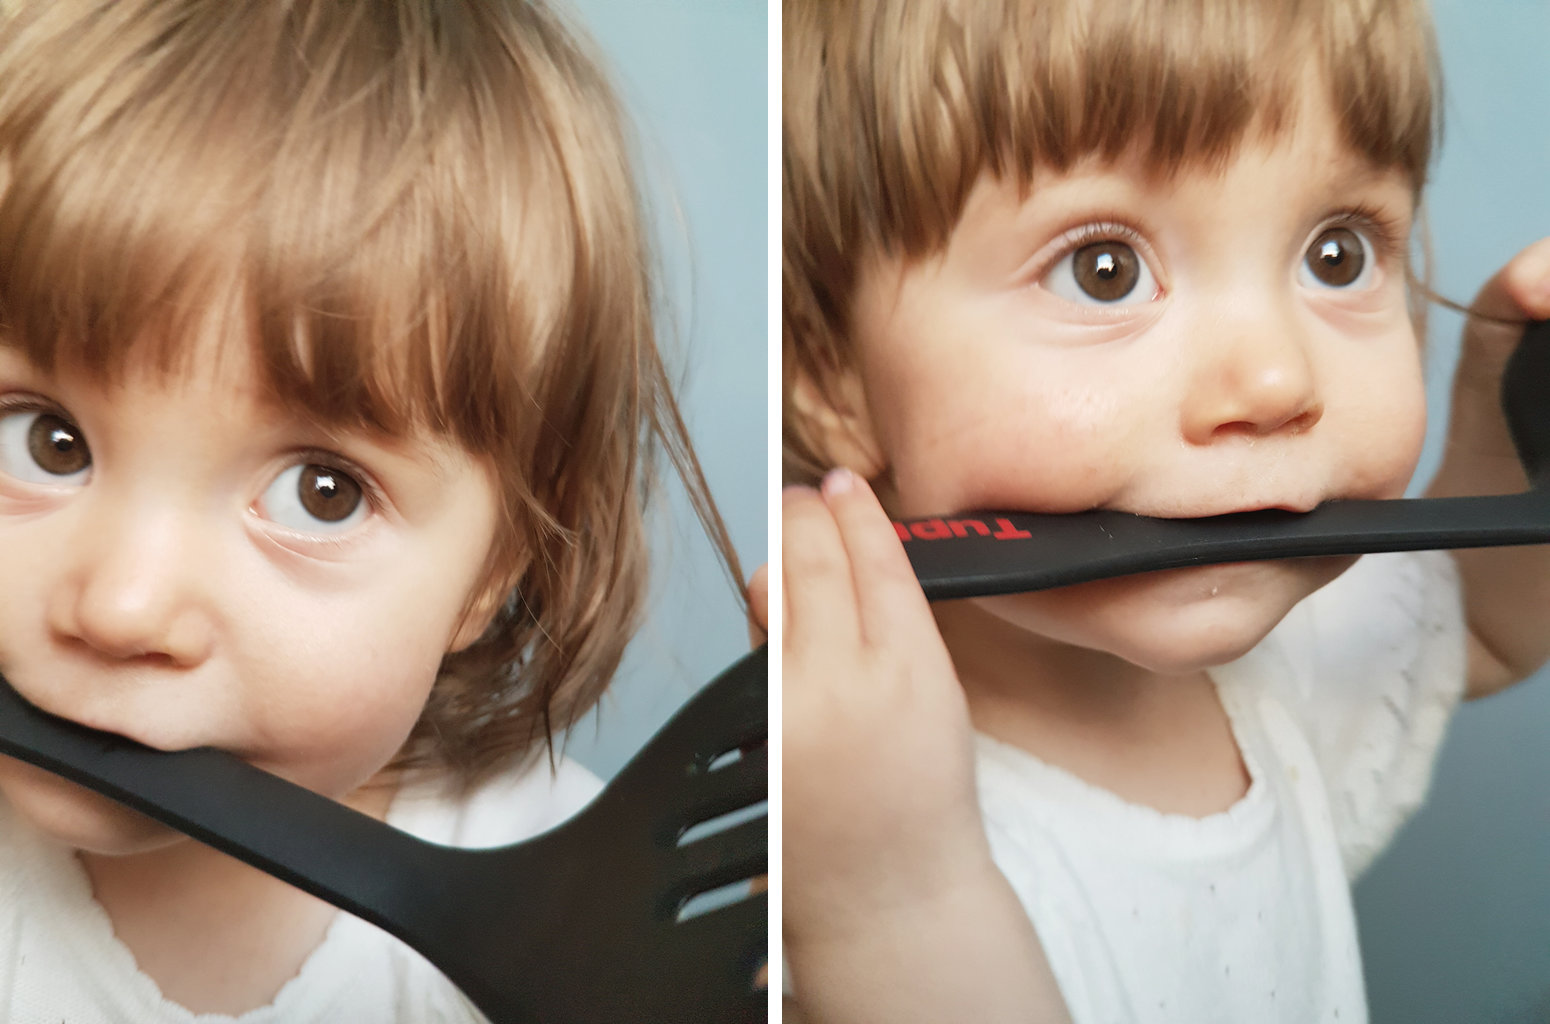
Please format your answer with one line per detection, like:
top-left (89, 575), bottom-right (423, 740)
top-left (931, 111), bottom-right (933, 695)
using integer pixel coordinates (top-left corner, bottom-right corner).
top-left (554, 1), bottom-right (766, 779)
top-left (1356, 3), bottom-right (1550, 1022)
top-left (533, 2), bottom-right (1550, 1018)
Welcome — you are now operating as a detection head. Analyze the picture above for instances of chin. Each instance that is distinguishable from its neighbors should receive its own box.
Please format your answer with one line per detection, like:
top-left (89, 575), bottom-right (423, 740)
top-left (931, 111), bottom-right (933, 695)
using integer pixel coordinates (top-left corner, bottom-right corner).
top-left (0, 755), bottom-right (185, 856)
top-left (982, 555), bottom-right (1354, 675)
top-left (1096, 599), bottom-right (1284, 675)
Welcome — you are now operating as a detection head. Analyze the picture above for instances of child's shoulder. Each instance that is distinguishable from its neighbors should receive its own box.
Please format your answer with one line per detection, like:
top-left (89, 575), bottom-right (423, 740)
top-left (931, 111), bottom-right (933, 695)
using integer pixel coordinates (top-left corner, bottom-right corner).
top-left (388, 755), bottom-right (604, 850)
top-left (1215, 549), bottom-right (1467, 875)
top-left (1225, 548), bottom-right (1464, 709)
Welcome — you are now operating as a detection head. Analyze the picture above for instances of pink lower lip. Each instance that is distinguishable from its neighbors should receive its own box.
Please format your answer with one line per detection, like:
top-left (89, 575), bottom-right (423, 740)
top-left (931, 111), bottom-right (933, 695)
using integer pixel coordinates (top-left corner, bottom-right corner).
top-left (1195, 505), bottom-right (1317, 518)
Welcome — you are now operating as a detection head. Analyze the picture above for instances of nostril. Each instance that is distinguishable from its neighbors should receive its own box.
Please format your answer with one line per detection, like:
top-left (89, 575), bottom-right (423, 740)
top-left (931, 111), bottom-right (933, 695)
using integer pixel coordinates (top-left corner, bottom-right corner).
top-left (1284, 403), bottom-right (1324, 435)
top-left (128, 651), bottom-right (179, 670)
top-left (1210, 403), bottom-right (1322, 440)
top-left (56, 633), bottom-right (177, 669)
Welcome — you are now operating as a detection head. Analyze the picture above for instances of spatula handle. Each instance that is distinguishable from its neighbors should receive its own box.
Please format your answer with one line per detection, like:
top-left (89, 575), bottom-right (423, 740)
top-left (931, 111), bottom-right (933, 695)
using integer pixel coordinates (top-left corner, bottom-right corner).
top-left (0, 674), bottom-right (446, 936)
top-left (902, 319), bottom-right (1550, 601)
top-left (901, 492), bottom-right (1550, 601)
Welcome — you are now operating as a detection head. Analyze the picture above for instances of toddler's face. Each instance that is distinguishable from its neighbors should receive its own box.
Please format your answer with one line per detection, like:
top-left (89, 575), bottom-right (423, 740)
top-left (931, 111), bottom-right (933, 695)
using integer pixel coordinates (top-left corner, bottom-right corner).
top-left (834, 92), bottom-right (1426, 673)
top-left (0, 325), bottom-right (501, 853)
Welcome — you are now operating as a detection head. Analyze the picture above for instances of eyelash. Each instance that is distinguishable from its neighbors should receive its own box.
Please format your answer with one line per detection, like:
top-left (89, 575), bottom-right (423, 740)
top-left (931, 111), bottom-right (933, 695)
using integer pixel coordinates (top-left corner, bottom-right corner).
top-left (277, 447), bottom-right (388, 515)
top-left (0, 395), bottom-right (386, 514)
top-left (1317, 203), bottom-right (1408, 266)
top-left (249, 449), bottom-right (389, 554)
top-left (1040, 220), bottom-right (1154, 277)
top-left (0, 392), bottom-right (74, 421)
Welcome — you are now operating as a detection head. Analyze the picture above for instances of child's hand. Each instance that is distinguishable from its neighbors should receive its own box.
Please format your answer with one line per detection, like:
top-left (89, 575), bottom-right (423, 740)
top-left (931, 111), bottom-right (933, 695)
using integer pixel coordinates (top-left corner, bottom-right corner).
top-left (1450, 237), bottom-right (1550, 408)
top-left (1430, 236), bottom-right (1550, 697)
top-left (782, 469), bottom-right (993, 935)
top-left (782, 469), bottom-right (1068, 1022)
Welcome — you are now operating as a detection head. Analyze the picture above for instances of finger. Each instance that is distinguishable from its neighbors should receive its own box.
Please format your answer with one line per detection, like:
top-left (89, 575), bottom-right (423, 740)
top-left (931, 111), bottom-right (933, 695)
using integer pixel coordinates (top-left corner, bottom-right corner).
top-left (782, 484), bottom-right (864, 654)
top-left (818, 468), bottom-right (938, 648)
top-left (746, 563), bottom-right (769, 646)
top-left (1461, 237), bottom-right (1550, 380)
top-left (1472, 236), bottom-right (1550, 321)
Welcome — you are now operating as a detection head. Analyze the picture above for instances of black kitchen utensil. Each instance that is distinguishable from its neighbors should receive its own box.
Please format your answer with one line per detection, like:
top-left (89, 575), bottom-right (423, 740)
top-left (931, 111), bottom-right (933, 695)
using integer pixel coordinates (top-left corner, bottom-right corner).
top-left (0, 645), bottom-right (768, 1024)
top-left (903, 320), bottom-right (1550, 600)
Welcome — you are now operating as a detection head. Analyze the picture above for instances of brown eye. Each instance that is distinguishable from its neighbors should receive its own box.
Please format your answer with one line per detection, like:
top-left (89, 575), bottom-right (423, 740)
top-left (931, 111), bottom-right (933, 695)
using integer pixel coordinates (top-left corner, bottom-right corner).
top-left (28, 412), bottom-right (91, 476)
top-left (257, 461), bottom-right (369, 532)
top-left (1303, 227), bottom-right (1368, 288)
top-left (1044, 236), bottom-right (1157, 307)
top-left (1071, 242), bottom-right (1142, 302)
top-left (297, 465), bottom-right (362, 523)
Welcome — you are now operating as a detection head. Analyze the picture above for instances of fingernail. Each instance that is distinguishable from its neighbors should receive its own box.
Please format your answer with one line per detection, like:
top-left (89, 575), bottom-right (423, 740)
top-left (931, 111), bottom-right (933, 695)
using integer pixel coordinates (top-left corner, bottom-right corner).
top-left (821, 467), bottom-right (857, 497)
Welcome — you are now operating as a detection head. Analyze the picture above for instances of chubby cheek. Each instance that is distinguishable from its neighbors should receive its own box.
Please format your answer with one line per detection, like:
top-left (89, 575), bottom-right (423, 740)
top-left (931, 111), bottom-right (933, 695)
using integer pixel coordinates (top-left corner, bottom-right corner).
top-left (872, 366), bottom-right (1147, 518)
top-left (237, 585), bottom-right (464, 798)
top-left (1347, 378), bottom-right (1428, 500)
top-left (1327, 325), bottom-right (1429, 500)
top-left (253, 639), bottom-right (442, 797)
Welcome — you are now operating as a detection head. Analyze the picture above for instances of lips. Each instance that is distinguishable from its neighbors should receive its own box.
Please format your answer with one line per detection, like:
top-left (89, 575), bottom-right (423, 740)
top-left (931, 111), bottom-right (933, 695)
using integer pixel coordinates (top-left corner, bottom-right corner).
top-left (1122, 496), bottom-right (1326, 519)
top-left (1199, 500), bottom-right (1322, 517)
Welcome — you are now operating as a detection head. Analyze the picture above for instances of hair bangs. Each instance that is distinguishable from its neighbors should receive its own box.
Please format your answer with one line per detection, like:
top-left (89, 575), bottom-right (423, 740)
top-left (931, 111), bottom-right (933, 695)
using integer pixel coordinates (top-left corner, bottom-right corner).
top-left (0, 0), bottom-right (603, 457)
top-left (791, 0), bottom-right (1437, 262)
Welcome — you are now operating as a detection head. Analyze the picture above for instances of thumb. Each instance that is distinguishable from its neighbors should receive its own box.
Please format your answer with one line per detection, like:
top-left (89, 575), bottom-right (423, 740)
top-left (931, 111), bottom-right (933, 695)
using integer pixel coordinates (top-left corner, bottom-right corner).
top-left (1457, 237), bottom-right (1550, 388)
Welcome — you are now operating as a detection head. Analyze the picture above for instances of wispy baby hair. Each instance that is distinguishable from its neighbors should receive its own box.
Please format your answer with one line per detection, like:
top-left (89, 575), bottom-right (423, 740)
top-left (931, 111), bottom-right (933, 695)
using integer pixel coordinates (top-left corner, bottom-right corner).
top-left (0, 0), bottom-right (739, 786)
top-left (784, 0), bottom-right (1440, 483)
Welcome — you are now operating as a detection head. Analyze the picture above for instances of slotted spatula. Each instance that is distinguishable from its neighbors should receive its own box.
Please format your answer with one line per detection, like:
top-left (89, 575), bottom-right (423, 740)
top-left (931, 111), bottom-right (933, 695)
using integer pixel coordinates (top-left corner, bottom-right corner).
top-left (0, 645), bottom-right (767, 1024)
top-left (902, 320), bottom-right (1550, 599)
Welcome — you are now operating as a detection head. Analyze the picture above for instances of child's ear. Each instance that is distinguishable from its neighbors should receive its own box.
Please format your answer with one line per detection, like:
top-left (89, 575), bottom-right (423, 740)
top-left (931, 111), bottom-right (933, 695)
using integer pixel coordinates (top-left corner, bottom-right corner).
top-left (789, 364), bottom-right (887, 480)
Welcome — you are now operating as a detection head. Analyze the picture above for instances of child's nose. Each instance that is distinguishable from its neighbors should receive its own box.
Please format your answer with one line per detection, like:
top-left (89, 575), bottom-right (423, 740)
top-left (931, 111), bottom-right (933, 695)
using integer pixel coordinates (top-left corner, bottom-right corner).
top-left (46, 502), bottom-right (215, 667)
top-left (1180, 315), bottom-right (1323, 445)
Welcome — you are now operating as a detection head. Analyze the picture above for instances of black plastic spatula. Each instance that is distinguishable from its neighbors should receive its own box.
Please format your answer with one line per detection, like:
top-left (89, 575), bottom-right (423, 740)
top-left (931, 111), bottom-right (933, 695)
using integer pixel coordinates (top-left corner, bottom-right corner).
top-left (0, 645), bottom-right (768, 1023)
top-left (903, 320), bottom-right (1550, 600)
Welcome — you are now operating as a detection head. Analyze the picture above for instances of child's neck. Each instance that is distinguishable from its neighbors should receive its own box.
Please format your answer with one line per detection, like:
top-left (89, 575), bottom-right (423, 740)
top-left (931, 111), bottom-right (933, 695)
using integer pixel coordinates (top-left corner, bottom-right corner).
top-left (77, 782), bottom-right (395, 1015)
top-left (936, 601), bottom-right (1250, 819)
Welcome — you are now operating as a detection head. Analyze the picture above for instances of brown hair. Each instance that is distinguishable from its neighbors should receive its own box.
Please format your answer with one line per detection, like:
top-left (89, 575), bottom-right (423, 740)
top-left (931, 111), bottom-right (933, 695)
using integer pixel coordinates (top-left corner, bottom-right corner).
top-left (784, 0), bottom-right (1440, 483)
top-left (0, 0), bottom-right (741, 787)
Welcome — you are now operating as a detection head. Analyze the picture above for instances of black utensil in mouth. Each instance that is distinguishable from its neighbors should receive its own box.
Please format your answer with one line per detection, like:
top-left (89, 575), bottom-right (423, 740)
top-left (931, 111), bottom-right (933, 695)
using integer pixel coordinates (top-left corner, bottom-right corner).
top-left (903, 320), bottom-right (1550, 601)
top-left (0, 649), bottom-right (768, 1024)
